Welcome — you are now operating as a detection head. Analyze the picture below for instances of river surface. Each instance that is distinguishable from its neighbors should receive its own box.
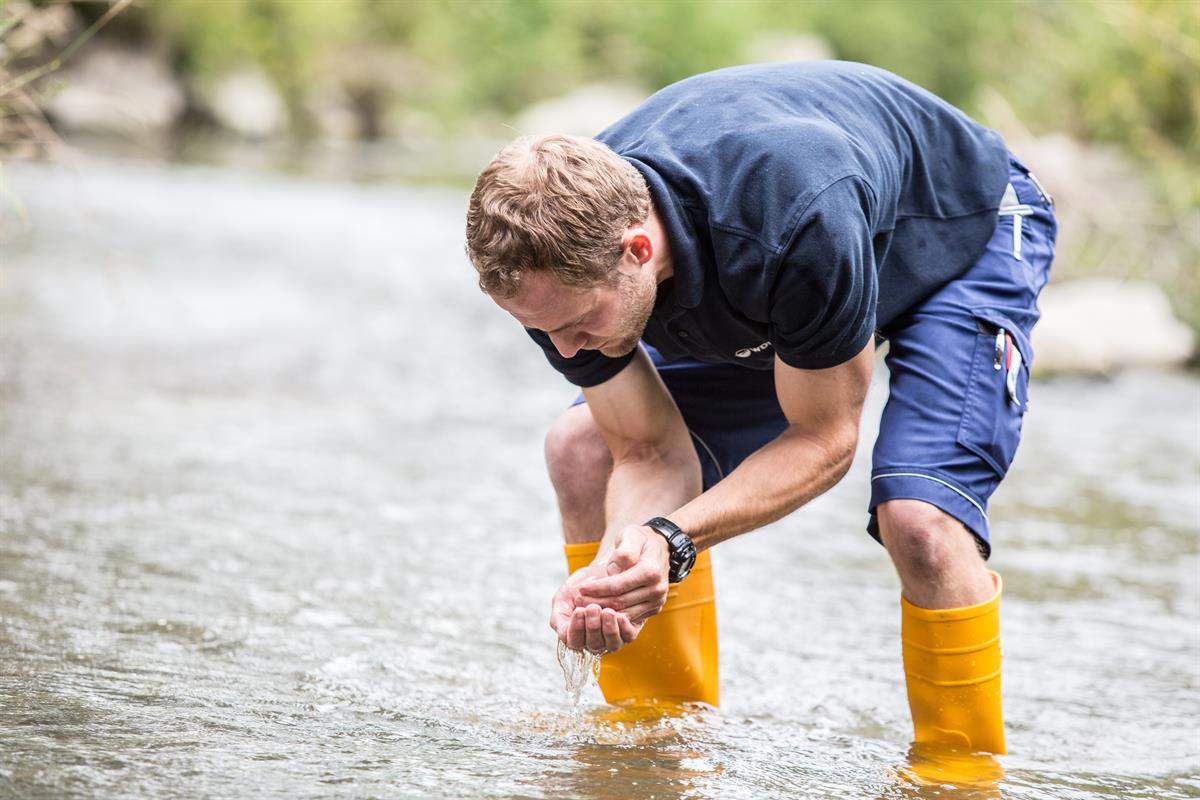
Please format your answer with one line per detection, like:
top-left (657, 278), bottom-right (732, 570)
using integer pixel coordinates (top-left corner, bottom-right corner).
top-left (1, 158), bottom-right (1197, 799)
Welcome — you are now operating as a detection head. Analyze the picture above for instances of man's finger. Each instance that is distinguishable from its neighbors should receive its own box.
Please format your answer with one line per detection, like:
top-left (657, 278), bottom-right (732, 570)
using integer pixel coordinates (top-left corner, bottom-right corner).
top-left (577, 584), bottom-right (664, 611)
top-left (615, 612), bottom-right (639, 643)
top-left (551, 588), bottom-right (580, 639)
top-left (567, 607), bottom-right (588, 650)
top-left (581, 565), bottom-right (659, 598)
top-left (550, 608), bottom-right (569, 637)
top-left (584, 603), bottom-right (606, 654)
top-left (606, 538), bottom-right (640, 575)
top-left (600, 608), bottom-right (625, 653)
top-left (622, 599), bottom-right (666, 624)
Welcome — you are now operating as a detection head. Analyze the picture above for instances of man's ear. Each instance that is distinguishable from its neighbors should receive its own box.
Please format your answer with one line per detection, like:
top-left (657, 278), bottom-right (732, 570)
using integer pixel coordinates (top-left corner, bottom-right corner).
top-left (618, 227), bottom-right (653, 273)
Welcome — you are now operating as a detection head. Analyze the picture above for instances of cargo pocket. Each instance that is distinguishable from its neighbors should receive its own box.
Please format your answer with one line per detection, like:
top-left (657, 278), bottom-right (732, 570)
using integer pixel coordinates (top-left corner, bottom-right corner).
top-left (956, 313), bottom-right (1031, 478)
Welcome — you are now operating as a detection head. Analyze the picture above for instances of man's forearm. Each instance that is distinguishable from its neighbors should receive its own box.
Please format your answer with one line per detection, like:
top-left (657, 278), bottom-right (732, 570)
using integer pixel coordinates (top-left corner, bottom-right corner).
top-left (669, 422), bottom-right (857, 552)
top-left (597, 445), bottom-right (702, 558)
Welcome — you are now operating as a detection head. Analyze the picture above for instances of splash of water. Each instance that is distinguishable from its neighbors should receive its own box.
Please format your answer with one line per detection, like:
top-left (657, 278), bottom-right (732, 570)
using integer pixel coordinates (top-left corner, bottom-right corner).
top-left (556, 639), bottom-right (601, 705)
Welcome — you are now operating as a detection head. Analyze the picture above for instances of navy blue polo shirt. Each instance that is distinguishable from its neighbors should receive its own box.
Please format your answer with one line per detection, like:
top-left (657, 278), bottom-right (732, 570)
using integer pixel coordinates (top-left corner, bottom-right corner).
top-left (526, 61), bottom-right (1009, 386)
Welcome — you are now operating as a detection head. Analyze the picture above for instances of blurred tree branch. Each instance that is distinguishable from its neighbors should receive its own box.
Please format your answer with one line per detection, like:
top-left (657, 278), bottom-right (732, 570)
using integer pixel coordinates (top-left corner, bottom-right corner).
top-left (0, 0), bottom-right (133, 158)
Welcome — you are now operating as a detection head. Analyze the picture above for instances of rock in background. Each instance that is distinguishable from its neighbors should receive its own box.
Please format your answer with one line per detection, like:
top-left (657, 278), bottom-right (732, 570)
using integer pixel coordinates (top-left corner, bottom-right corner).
top-left (44, 41), bottom-right (184, 142)
top-left (511, 83), bottom-right (647, 137)
top-left (197, 67), bottom-right (287, 141)
top-left (1033, 278), bottom-right (1195, 374)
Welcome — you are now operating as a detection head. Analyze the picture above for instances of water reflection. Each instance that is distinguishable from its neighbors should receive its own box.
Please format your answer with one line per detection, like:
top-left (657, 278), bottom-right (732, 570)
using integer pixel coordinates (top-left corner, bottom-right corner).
top-left (547, 708), bottom-right (720, 800)
top-left (881, 742), bottom-right (1004, 799)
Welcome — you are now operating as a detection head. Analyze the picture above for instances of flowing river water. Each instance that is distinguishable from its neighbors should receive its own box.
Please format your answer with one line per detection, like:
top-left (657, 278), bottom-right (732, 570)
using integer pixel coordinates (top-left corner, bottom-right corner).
top-left (1, 157), bottom-right (1197, 799)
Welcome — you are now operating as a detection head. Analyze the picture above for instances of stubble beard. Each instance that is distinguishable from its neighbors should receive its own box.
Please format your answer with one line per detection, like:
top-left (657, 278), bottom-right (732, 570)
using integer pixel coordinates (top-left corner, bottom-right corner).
top-left (598, 271), bottom-right (656, 358)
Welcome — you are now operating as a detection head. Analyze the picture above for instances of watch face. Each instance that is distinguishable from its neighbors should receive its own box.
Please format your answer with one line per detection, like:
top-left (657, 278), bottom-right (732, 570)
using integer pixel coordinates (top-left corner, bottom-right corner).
top-left (644, 519), bottom-right (697, 583)
top-left (669, 536), bottom-right (698, 583)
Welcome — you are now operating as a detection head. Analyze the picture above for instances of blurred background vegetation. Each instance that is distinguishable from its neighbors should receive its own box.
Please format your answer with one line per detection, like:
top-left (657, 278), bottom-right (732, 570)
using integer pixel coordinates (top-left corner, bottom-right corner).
top-left (143, 0), bottom-right (1197, 165)
top-left (2, 0), bottom-right (1197, 339)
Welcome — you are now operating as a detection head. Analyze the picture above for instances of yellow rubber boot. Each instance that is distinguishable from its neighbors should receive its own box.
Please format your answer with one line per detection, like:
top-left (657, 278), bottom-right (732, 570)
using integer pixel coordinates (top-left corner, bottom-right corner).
top-left (564, 541), bottom-right (719, 707)
top-left (901, 571), bottom-right (1006, 754)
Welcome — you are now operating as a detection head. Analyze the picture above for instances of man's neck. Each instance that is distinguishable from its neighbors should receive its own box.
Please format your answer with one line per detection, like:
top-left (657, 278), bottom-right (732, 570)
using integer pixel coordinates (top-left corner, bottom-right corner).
top-left (646, 204), bottom-right (674, 285)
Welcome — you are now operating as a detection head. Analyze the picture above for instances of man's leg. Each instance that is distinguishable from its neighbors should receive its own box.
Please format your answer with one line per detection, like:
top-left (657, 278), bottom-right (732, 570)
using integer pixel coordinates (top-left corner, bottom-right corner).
top-left (877, 499), bottom-right (993, 609)
top-left (544, 347), bottom-right (787, 707)
top-left (544, 403), bottom-right (611, 546)
top-left (869, 157), bottom-right (1055, 754)
top-left (878, 499), bottom-right (1005, 754)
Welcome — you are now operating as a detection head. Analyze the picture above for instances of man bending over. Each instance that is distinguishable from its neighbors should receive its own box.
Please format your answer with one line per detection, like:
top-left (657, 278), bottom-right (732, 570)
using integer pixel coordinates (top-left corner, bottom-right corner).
top-left (464, 61), bottom-right (1056, 754)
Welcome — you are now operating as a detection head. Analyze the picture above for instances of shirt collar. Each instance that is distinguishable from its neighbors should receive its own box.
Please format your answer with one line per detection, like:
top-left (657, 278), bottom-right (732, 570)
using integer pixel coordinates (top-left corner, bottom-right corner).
top-left (623, 156), bottom-right (704, 310)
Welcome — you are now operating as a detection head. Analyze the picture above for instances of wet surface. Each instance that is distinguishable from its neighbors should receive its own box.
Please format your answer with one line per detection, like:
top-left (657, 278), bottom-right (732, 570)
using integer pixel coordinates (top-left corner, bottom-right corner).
top-left (1, 158), bottom-right (1197, 799)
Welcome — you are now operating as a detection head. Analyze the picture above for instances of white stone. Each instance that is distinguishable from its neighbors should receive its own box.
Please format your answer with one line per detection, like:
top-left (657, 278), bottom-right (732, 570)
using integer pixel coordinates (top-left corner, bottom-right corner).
top-left (204, 67), bottom-right (287, 139)
top-left (46, 42), bottom-right (184, 137)
top-left (743, 32), bottom-right (834, 64)
top-left (1032, 278), bottom-right (1195, 373)
top-left (512, 82), bottom-right (647, 137)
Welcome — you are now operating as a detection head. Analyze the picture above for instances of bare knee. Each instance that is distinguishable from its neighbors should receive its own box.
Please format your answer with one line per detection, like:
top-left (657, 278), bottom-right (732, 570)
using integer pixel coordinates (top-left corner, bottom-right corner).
top-left (878, 499), bottom-right (982, 578)
top-left (544, 405), bottom-right (612, 512)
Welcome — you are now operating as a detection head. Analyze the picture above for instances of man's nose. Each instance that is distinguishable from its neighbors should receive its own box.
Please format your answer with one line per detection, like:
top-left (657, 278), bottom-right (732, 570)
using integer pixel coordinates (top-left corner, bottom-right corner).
top-left (549, 331), bottom-right (583, 359)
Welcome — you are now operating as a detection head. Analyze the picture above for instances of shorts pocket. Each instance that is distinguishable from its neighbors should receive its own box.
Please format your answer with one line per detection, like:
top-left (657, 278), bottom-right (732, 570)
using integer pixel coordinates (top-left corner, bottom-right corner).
top-left (956, 313), bottom-right (1030, 478)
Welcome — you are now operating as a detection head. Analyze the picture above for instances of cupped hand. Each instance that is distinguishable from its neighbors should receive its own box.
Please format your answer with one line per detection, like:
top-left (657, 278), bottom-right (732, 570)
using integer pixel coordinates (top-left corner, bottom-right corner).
top-left (549, 562), bottom-right (639, 654)
top-left (575, 524), bottom-right (671, 624)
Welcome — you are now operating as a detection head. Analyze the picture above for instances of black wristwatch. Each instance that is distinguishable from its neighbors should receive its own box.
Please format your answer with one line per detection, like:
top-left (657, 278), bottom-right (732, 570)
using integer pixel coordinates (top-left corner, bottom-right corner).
top-left (643, 517), bottom-right (698, 584)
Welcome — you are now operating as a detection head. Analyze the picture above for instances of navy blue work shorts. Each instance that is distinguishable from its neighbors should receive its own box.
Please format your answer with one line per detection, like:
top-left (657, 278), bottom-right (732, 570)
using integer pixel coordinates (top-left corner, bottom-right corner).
top-left (573, 156), bottom-right (1056, 557)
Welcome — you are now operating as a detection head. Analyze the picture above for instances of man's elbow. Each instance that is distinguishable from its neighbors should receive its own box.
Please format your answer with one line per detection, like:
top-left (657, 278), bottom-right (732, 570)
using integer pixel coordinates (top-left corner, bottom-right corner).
top-left (819, 421), bottom-right (859, 485)
top-left (832, 426), bottom-right (858, 481)
top-left (780, 419), bottom-right (859, 485)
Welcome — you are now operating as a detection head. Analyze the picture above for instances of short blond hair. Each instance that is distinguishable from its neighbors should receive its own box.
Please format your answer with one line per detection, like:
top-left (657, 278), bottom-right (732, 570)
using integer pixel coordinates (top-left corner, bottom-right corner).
top-left (465, 134), bottom-right (651, 298)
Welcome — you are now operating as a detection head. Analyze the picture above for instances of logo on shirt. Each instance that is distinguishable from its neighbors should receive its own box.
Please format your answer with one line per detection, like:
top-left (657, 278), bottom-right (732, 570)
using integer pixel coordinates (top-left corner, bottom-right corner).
top-left (734, 341), bottom-right (772, 358)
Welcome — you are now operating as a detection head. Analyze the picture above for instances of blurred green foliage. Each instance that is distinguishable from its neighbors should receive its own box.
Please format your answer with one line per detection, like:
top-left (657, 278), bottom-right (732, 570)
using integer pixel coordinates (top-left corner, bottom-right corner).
top-left (143, 0), bottom-right (1197, 163)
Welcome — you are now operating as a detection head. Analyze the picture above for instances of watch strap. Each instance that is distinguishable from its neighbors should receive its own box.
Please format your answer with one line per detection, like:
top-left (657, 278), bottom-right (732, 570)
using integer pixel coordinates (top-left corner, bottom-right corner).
top-left (643, 516), bottom-right (698, 583)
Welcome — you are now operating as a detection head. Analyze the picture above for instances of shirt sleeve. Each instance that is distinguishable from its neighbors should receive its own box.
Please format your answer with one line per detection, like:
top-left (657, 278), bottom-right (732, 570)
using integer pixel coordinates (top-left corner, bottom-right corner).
top-left (768, 175), bottom-right (879, 370)
top-left (525, 328), bottom-right (636, 387)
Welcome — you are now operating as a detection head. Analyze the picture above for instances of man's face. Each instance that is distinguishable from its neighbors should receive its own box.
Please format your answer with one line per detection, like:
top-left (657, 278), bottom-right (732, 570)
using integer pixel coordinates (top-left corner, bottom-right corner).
top-left (493, 267), bottom-right (657, 360)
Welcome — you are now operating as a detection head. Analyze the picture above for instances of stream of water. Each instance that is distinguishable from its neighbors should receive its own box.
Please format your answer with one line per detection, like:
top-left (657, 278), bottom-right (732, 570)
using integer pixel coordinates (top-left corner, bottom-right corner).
top-left (1, 157), bottom-right (1197, 799)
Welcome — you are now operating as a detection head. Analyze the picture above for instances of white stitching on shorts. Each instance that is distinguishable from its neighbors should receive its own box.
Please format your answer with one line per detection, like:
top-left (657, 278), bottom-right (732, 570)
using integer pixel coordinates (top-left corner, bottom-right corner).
top-left (871, 472), bottom-right (988, 520)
